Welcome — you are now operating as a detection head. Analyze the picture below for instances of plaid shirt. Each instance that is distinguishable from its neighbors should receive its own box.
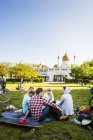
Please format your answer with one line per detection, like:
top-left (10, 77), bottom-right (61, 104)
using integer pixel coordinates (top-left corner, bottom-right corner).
top-left (29, 95), bottom-right (57, 121)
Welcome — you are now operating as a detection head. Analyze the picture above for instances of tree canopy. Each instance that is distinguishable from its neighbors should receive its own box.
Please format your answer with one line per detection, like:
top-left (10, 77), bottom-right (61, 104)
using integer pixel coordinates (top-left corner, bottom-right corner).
top-left (0, 63), bottom-right (9, 77)
top-left (71, 60), bottom-right (93, 82)
top-left (9, 63), bottom-right (39, 80)
top-left (53, 64), bottom-right (59, 68)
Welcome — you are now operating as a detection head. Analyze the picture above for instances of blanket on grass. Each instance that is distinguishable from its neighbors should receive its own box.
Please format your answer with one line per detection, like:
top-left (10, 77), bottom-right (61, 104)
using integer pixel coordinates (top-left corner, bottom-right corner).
top-left (0, 111), bottom-right (52, 127)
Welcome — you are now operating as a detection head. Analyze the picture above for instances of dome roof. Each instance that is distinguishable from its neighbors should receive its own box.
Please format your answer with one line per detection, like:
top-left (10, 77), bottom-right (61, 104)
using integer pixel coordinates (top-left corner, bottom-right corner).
top-left (62, 53), bottom-right (70, 61)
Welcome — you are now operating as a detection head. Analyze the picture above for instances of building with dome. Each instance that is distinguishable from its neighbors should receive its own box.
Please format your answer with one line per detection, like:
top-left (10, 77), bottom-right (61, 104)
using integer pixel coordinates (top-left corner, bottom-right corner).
top-left (37, 53), bottom-right (71, 82)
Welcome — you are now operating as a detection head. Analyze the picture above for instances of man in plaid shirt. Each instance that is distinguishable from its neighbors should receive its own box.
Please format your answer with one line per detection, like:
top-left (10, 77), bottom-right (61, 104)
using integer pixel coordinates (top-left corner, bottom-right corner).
top-left (29, 88), bottom-right (61, 121)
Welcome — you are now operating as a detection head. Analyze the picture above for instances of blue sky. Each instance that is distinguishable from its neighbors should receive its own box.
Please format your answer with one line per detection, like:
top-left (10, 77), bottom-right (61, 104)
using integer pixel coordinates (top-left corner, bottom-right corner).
top-left (0, 0), bottom-right (93, 67)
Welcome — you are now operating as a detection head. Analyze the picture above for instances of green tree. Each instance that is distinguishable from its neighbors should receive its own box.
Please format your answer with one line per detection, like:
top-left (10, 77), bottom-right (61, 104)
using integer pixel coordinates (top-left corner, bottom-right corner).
top-left (71, 60), bottom-right (93, 83)
top-left (53, 64), bottom-right (58, 68)
top-left (80, 63), bottom-right (90, 80)
top-left (0, 63), bottom-right (9, 78)
top-left (88, 66), bottom-right (93, 80)
top-left (70, 65), bottom-right (83, 82)
top-left (32, 63), bottom-right (48, 68)
top-left (9, 63), bottom-right (39, 88)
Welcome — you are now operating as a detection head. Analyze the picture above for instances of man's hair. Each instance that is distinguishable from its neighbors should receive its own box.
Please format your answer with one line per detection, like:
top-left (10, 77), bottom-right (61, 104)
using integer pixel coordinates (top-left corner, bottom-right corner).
top-left (36, 88), bottom-right (43, 94)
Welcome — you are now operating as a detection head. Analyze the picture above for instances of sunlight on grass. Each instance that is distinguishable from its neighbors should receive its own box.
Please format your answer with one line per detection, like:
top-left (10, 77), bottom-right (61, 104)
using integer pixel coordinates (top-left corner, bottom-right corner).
top-left (0, 83), bottom-right (93, 140)
top-left (6, 82), bottom-right (91, 90)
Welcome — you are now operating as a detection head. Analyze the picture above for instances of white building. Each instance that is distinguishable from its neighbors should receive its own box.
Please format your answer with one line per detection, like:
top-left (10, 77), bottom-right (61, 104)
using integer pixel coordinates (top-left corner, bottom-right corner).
top-left (37, 53), bottom-right (71, 82)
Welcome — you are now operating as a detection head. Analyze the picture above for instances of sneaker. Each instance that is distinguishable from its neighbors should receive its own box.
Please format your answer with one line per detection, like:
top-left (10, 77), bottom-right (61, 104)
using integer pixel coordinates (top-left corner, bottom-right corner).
top-left (70, 118), bottom-right (81, 125)
top-left (59, 115), bottom-right (68, 121)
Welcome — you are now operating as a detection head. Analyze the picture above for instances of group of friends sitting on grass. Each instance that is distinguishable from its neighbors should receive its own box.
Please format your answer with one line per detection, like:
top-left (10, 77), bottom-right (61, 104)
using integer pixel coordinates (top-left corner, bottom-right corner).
top-left (22, 86), bottom-right (74, 122)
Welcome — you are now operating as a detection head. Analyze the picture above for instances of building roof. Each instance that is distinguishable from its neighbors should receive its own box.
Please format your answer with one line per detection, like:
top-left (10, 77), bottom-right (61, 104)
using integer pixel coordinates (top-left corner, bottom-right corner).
top-left (62, 53), bottom-right (70, 61)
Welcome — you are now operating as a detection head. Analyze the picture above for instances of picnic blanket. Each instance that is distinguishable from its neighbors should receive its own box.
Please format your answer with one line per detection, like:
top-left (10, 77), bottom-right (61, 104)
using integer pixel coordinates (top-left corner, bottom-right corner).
top-left (0, 110), bottom-right (52, 127)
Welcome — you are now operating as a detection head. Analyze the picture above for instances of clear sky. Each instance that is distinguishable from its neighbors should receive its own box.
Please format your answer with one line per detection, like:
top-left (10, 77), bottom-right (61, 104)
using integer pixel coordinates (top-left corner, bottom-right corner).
top-left (0, 0), bottom-right (93, 67)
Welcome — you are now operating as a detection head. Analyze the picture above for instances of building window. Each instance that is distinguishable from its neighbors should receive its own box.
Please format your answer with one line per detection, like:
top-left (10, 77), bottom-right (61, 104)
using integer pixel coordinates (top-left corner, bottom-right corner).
top-left (49, 68), bottom-right (53, 71)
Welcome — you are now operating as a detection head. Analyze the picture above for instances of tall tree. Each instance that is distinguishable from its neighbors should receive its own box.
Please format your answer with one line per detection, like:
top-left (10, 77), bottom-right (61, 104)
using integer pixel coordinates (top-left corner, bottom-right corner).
top-left (9, 63), bottom-right (39, 88)
top-left (70, 65), bottom-right (83, 82)
top-left (0, 63), bottom-right (9, 78)
top-left (71, 60), bottom-right (93, 82)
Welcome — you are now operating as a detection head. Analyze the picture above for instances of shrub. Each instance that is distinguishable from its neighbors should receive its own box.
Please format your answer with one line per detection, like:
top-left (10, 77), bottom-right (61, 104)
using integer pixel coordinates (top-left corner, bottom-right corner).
top-left (33, 77), bottom-right (44, 83)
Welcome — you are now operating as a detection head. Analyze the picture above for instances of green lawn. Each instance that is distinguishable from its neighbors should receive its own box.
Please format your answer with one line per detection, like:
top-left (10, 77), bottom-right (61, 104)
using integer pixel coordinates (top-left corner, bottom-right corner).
top-left (0, 83), bottom-right (93, 140)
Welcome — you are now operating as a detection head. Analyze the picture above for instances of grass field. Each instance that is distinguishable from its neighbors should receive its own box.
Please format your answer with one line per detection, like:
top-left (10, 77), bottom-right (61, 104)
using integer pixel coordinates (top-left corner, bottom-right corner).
top-left (0, 83), bottom-right (93, 140)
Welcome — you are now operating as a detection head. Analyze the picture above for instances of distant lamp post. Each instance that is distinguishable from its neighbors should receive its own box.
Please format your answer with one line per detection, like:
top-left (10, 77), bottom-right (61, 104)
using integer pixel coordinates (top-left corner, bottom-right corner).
top-left (58, 55), bottom-right (60, 67)
top-left (74, 54), bottom-right (76, 67)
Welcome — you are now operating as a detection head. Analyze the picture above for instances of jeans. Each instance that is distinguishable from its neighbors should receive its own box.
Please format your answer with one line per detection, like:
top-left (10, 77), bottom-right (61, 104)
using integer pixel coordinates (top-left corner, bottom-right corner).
top-left (39, 105), bottom-right (62, 122)
top-left (39, 105), bottom-right (50, 122)
top-left (50, 107), bottom-right (62, 120)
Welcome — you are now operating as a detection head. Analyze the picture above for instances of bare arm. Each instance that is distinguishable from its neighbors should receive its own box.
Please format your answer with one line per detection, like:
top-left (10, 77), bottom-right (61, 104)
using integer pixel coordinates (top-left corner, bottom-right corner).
top-left (58, 96), bottom-right (65, 106)
top-left (24, 109), bottom-right (30, 119)
top-left (51, 92), bottom-right (54, 101)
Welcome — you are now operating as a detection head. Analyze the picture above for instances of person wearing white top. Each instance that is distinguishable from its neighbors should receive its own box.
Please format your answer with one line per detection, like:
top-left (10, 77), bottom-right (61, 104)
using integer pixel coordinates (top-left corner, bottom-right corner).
top-left (43, 88), bottom-right (54, 102)
top-left (58, 86), bottom-right (74, 116)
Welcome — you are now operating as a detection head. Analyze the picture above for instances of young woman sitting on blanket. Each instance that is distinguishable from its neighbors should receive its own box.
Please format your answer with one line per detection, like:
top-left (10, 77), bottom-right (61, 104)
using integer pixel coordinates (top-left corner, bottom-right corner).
top-left (58, 86), bottom-right (74, 116)
top-left (22, 87), bottom-right (35, 115)
top-left (43, 88), bottom-right (54, 102)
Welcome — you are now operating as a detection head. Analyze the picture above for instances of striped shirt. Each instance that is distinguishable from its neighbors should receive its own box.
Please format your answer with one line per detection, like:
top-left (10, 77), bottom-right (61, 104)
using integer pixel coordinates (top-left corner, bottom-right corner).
top-left (29, 95), bottom-right (57, 121)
